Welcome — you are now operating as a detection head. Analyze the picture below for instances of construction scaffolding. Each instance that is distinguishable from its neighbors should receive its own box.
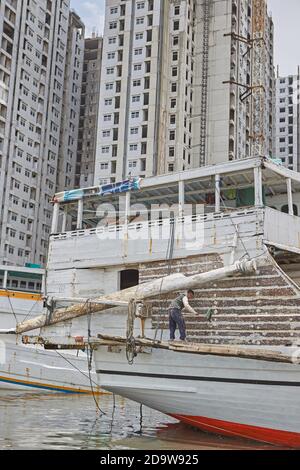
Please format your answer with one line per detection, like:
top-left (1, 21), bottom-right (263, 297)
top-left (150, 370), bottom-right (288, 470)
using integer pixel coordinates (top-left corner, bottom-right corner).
top-left (223, 0), bottom-right (267, 157)
top-left (251, 0), bottom-right (267, 157)
top-left (199, 0), bottom-right (210, 166)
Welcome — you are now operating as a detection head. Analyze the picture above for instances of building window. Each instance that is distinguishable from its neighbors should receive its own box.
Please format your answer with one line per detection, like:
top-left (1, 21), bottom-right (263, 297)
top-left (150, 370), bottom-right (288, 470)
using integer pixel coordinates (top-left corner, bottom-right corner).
top-left (173, 36), bottom-right (179, 46)
top-left (173, 20), bottom-right (180, 31)
top-left (169, 147), bottom-right (175, 157)
top-left (129, 144), bottom-right (138, 151)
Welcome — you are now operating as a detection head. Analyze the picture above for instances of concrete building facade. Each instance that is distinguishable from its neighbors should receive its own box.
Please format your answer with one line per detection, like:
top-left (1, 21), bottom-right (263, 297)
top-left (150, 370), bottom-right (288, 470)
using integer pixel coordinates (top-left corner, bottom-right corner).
top-left (76, 35), bottom-right (103, 188)
top-left (0, 1), bottom-right (84, 266)
top-left (275, 69), bottom-right (300, 172)
top-left (57, 11), bottom-right (85, 192)
top-left (94, 0), bottom-right (275, 185)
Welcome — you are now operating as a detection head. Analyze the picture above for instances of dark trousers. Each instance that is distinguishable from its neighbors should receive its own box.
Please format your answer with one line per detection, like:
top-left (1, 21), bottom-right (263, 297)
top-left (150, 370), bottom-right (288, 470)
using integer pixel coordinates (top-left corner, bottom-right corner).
top-left (169, 308), bottom-right (186, 340)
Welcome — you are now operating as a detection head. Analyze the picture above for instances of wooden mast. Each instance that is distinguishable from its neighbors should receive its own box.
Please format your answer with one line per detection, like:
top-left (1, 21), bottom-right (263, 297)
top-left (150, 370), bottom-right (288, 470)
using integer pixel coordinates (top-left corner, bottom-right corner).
top-left (14, 259), bottom-right (259, 334)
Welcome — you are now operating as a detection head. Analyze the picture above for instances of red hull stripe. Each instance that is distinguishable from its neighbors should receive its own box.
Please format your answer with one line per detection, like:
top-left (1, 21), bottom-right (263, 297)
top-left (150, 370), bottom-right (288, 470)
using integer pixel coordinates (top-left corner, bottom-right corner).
top-left (171, 414), bottom-right (300, 449)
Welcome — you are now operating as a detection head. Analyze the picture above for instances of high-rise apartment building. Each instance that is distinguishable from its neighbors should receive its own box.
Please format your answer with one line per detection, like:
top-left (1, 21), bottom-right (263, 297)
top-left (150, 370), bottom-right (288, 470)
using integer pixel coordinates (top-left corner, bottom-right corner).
top-left (76, 35), bottom-right (103, 188)
top-left (94, 0), bottom-right (275, 185)
top-left (0, 1), bottom-right (84, 266)
top-left (275, 69), bottom-right (300, 172)
top-left (57, 10), bottom-right (85, 192)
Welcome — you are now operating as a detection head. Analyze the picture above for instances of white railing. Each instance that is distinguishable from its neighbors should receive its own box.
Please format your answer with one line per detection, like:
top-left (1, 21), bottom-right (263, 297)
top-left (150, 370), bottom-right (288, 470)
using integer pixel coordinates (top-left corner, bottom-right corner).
top-left (51, 207), bottom-right (259, 242)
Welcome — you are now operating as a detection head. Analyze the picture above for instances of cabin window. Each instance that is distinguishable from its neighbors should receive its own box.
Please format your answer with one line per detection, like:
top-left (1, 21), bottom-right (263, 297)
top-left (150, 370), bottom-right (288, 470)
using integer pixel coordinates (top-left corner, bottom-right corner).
top-left (281, 205), bottom-right (298, 216)
top-left (120, 269), bottom-right (139, 290)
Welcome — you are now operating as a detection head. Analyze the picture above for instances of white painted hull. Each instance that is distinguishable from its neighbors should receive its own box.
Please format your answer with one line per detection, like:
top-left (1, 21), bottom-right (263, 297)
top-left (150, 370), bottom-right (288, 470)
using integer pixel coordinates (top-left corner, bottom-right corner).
top-left (94, 346), bottom-right (300, 448)
top-left (0, 294), bottom-right (100, 394)
top-left (0, 334), bottom-right (100, 394)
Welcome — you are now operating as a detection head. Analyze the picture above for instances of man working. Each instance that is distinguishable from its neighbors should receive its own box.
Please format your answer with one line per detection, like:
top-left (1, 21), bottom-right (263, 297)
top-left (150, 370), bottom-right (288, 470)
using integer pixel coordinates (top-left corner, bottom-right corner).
top-left (169, 289), bottom-right (197, 342)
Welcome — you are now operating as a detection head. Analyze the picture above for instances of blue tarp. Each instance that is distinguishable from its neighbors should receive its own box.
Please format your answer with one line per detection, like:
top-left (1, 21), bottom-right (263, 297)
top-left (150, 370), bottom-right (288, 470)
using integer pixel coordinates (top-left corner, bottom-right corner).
top-left (62, 178), bottom-right (141, 202)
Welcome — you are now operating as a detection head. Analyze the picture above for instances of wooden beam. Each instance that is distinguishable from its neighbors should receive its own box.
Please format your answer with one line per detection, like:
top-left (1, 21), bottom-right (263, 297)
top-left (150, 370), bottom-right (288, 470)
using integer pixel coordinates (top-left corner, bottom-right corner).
top-left (15, 259), bottom-right (260, 334)
top-left (22, 333), bottom-right (295, 364)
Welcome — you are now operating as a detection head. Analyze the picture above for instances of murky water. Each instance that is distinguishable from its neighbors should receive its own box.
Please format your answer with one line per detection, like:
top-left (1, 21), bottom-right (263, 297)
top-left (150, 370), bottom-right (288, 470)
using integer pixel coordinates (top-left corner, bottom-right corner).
top-left (0, 390), bottom-right (287, 450)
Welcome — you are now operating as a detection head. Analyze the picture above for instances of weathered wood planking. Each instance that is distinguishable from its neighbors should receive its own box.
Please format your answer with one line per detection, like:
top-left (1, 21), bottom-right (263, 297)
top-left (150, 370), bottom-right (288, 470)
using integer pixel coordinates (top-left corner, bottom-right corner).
top-left (140, 254), bottom-right (300, 346)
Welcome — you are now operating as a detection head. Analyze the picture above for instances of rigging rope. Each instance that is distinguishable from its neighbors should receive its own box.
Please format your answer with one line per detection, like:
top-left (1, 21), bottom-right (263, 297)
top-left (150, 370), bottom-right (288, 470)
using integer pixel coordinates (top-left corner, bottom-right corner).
top-left (87, 305), bottom-right (106, 415)
top-left (153, 217), bottom-right (176, 342)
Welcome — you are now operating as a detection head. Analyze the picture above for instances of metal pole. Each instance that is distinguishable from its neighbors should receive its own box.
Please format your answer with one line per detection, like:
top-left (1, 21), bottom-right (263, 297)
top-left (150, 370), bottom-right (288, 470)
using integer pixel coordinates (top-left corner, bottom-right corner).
top-left (62, 208), bottom-right (67, 233)
top-left (254, 167), bottom-right (263, 206)
top-left (179, 180), bottom-right (185, 217)
top-left (215, 174), bottom-right (221, 212)
top-left (125, 191), bottom-right (131, 232)
top-left (51, 203), bottom-right (59, 234)
top-left (3, 270), bottom-right (8, 289)
top-left (287, 178), bottom-right (294, 215)
top-left (77, 199), bottom-right (83, 230)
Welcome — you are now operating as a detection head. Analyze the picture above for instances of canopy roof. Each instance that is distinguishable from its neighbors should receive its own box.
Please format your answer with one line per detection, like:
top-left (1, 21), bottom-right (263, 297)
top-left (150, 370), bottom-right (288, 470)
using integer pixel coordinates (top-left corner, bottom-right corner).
top-left (54, 157), bottom-right (300, 227)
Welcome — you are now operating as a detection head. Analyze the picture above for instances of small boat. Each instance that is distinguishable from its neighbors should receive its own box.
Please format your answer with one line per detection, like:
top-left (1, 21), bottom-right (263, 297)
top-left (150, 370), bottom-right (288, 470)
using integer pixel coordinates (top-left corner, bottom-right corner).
top-left (0, 265), bottom-right (99, 394)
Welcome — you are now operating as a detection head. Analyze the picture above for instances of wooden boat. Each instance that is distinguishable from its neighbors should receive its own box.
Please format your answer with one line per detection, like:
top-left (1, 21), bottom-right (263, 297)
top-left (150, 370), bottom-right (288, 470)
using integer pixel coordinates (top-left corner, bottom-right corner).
top-left (13, 157), bottom-right (300, 447)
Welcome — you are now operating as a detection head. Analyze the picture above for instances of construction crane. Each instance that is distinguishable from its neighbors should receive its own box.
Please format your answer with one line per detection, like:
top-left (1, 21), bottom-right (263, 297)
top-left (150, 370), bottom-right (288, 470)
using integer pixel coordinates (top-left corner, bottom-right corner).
top-left (199, 0), bottom-right (210, 166)
top-left (251, 0), bottom-right (267, 157)
top-left (223, 0), bottom-right (268, 158)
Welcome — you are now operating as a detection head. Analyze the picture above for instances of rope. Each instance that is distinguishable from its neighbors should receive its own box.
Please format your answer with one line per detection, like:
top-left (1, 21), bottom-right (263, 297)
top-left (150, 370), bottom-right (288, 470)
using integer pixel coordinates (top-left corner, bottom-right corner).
top-left (4, 289), bottom-right (18, 325)
top-left (126, 299), bottom-right (137, 365)
top-left (216, 182), bottom-right (251, 261)
top-left (154, 217), bottom-right (176, 342)
top-left (54, 349), bottom-right (99, 388)
top-left (87, 307), bottom-right (106, 415)
top-left (22, 299), bottom-right (40, 323)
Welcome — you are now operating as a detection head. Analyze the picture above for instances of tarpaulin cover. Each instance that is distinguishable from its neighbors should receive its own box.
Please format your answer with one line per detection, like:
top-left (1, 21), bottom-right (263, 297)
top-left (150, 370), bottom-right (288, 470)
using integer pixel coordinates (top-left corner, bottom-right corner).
top-left (60, 178), bottom-right (141, 203)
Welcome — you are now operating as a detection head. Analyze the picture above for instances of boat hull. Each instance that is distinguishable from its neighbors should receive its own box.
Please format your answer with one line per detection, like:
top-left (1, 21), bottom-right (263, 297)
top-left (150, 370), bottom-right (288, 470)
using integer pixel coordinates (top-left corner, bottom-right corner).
top-left (95, 346), bottom-right (300, 448)
top-left (0, 334), bottom-right (101, 394)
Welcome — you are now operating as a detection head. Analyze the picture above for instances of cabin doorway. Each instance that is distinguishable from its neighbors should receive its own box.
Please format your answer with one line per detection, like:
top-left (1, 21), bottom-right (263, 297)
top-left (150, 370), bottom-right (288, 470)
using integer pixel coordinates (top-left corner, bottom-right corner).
top-left (120, 269), bottom-right (139, 290)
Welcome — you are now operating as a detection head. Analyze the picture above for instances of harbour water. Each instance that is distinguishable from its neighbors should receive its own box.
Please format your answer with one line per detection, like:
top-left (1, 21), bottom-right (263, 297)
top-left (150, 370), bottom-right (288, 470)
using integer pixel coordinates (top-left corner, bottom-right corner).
top-left (0, 390), bottom-right (288, 450)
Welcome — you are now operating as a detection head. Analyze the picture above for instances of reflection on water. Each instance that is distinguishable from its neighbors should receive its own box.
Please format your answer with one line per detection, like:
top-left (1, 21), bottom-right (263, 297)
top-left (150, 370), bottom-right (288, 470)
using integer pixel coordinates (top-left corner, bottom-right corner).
top-left (0, 390), bottom-right (285, 450)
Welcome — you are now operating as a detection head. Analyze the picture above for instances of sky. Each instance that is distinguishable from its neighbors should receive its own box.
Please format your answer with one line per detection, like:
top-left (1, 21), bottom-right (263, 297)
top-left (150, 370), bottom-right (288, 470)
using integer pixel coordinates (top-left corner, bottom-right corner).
top-left (70, 0), bottom-right (300, 77)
